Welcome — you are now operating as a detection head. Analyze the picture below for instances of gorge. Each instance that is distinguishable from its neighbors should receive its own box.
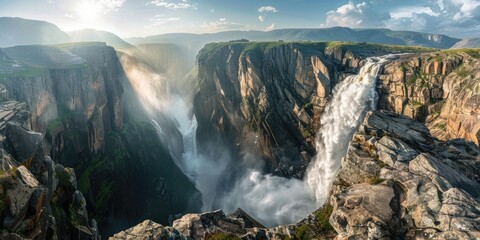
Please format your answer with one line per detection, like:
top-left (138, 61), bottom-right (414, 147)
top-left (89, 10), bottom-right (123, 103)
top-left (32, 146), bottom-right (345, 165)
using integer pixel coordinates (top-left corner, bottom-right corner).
top-left (0, 18), bottom-right (479, 240)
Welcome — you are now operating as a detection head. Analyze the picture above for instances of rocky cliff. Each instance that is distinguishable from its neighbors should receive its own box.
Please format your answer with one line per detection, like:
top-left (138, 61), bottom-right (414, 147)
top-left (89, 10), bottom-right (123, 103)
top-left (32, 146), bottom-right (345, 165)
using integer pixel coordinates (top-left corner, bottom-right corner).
top-left (194, 42), bottom-right (433, 177)
top-left (0, 84), bottom-right (99, 239)
top-left (0, 43), bottom-right (123, 154)
top-left (377, 50), bottom-right (480, 144)
top-left (110, 110), bottom-right (480, 239)
top-left (0, 43), bottom-right (200, 236)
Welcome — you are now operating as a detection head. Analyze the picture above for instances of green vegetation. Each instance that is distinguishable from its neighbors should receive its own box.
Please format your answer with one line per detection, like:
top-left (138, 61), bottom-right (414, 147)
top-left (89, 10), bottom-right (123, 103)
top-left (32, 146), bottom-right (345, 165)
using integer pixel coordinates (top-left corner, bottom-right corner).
top-left (94, 181), bottom-right (114, 211)
top-left (368, 176), bottom-right (385, 185)
top-left (441, 48), bottom-right (480, 59)
top-left (436, 123), bottom-right (446, 130)
top-left (205, 232), bottom-right (241, 240)
top-left (200, 41), bottom-right (435, 62)
top-left (292, 204), bottom-right (335, 240)
top-left (52, 205), bottom-right (68, 229)
top-left (314, 204), bottom-right (334, 232)
top-left (410, 100), bottom-right (424, 108)
top-left (325, 42), bottom-right (435, 56)
top-left (455, 65), bottom-right (470, 78)
top-left (77, 157), bottom-right (103, 193)
top-left (0, 59), bottom-right (46, 78)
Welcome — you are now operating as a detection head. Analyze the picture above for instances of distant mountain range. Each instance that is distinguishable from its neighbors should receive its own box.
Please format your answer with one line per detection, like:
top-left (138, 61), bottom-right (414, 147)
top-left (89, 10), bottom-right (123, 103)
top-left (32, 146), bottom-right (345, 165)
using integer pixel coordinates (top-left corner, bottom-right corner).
top-left (126, 27), bottom-right (461, 50)
top-left (2, 16), bottom-right (478, 51)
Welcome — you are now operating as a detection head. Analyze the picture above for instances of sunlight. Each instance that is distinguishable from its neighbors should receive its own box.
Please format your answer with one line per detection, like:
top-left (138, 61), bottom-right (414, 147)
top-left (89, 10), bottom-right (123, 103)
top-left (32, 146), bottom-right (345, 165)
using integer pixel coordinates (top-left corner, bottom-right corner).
top-left (75, 0), bottom-right (103, 28)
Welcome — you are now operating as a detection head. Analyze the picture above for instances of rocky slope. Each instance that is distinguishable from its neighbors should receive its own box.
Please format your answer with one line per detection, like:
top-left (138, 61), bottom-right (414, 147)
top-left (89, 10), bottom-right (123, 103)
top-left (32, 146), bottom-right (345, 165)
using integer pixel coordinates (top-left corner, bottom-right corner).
top-left (0, 84), bottom-right (99, 239)
top-left (194, 42), bottom-right (433, 177)
top-left (110, 110), bottom-right (480, 239)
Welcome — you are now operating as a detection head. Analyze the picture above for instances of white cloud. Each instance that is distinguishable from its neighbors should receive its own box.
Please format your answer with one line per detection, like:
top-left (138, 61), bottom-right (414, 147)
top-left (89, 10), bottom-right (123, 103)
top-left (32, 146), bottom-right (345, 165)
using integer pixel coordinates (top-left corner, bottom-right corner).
top-left (266, 23), bottom-right (275, 31)
top-left (147, 0), bottom-right (198, 10)
top-left (258, 15), bottom-right (265, 22)
top-left (148, 15), bottom-right (182, 26)
top-left (200, 18), bottom-right (253, 32)
top-left (386, 0), bottom-right (480, 36)
top-left (258, 6), bottom-right (278, 13)
top-left (322, 1), bottom-right (390, 28)
top-left (390, 6), bottom-right (439, 18)
top-left (99, 0), bottom-right (126, 11)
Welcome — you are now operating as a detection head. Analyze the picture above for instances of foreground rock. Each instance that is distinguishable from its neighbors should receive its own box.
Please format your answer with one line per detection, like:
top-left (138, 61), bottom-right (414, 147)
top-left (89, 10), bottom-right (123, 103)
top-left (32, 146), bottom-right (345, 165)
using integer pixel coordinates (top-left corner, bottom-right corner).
top-left (111, 110), bottom-right (480, 240)
top-left (330, 110), bottom-right (480, 239)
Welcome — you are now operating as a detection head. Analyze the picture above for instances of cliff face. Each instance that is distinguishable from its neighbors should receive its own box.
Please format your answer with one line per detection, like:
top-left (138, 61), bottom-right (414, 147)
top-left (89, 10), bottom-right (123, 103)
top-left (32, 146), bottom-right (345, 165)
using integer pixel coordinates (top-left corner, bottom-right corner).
top-left (194, 42), bottom-right (432, 176)
top-left (377, 50), bottom-right (480, 144)
top-left (0, 84), bottom-right (99, 240)
top-left (1, 43), bottom-right (201, 236)
top-left (1, 43), bottom-right (123, 154)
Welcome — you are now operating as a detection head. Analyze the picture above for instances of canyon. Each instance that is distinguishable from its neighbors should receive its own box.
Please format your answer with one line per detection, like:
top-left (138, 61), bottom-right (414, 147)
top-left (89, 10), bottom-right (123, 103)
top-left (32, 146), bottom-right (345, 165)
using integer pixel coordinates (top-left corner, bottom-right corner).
top-left (0, 20), bottom-right (479, 239)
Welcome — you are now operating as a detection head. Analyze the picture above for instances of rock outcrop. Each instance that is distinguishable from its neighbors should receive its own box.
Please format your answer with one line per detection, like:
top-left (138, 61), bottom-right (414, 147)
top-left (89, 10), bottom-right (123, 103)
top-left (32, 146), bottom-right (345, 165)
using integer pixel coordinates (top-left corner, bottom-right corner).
top-left (377, 51), bottom-right (480, 145)
top-left (329, 110), bottom-right (480, 239)
top-left (0, 85), bottom-right (99, 240)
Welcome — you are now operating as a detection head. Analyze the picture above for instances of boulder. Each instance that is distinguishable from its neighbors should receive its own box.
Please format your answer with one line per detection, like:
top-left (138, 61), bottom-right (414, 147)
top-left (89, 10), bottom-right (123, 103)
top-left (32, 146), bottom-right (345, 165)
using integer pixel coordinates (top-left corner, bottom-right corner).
top-left (109, 220), bottom-right (183, 240)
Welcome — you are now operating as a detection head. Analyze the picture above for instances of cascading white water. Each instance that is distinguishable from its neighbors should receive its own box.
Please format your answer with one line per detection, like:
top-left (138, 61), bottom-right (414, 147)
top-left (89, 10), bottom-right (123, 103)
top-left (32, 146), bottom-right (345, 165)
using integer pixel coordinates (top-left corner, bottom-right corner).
top-left (304, 57), bottom-right (389, 203)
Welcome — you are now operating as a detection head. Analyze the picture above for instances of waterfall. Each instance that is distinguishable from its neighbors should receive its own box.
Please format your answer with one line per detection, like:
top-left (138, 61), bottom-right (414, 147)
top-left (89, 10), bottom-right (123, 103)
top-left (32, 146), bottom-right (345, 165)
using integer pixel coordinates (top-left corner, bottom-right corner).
top-left (151, 94), bottom-right (229, 211)
top-left (304, 56), bottom-right (389, 203)
top-left (143, 55), bottom-right (391, 226)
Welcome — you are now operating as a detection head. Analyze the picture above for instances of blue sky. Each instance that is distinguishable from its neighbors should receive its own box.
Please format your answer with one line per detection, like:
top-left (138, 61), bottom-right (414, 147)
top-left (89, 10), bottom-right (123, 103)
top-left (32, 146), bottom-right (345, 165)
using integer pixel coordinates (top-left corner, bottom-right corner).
top-left (0, 0), bottom-right (479, 38)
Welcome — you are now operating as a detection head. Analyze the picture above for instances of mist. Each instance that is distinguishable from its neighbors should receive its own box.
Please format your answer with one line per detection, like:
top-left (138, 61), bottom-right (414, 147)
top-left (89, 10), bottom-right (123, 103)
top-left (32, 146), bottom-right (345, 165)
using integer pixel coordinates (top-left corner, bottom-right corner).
top-left (119, 47), bottom-right (390, 227)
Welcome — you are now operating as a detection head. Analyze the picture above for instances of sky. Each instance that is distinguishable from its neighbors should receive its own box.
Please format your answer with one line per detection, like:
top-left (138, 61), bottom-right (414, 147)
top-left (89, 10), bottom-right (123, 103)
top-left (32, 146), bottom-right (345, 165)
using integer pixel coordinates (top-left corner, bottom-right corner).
top-left (0, 0), bottom-right (479, 38)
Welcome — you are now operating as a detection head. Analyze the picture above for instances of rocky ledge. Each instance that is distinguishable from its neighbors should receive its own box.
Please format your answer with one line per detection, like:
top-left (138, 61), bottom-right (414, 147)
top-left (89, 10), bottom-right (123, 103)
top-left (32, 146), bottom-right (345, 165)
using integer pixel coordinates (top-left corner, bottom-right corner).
top-left (110, 110), bottom-right (480, 240)
top-left (330, 110), bottom-right (480, 239)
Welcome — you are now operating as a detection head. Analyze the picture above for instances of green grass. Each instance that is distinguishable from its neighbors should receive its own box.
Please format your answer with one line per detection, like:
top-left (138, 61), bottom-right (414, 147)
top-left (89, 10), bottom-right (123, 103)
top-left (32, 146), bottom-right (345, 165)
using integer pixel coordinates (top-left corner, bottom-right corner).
top-left (436, 123), bottom-right (446, 130)
top-left (455, 65), bottom-right (470, 78)
top-left (441, 49), bottom-right (480, 59)
top-left (314, 204), bottom-right (334, 232)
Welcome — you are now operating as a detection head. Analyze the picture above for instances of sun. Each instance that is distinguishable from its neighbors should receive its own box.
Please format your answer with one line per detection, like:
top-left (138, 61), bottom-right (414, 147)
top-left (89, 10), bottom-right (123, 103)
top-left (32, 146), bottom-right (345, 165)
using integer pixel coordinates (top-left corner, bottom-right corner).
top-left (75, 0), bottom-right (103, 28)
